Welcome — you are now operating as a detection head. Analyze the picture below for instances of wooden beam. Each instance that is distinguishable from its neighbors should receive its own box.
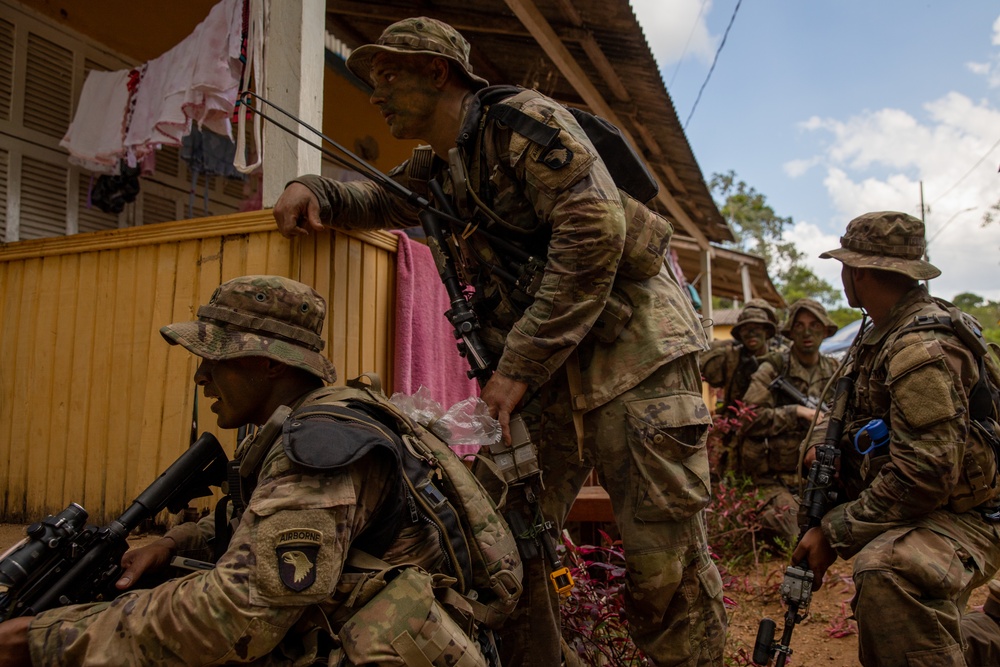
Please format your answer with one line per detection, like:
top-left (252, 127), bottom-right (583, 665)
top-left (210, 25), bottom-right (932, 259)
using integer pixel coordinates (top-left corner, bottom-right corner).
top-left (504, 0), bottom-right (709, 250)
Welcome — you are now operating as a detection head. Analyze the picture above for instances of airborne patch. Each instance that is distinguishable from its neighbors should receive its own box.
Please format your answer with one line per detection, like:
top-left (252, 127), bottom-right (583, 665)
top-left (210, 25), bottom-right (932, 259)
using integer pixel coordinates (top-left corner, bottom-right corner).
top-left (276, 528), bottom-right (322, 592)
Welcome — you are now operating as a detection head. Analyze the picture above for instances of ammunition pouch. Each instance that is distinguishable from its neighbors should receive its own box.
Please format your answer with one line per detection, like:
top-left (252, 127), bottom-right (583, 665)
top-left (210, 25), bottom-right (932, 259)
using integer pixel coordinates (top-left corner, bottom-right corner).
top-left (335, 560), bottom-right (488, 667)
top-left (617, 190), bottom-right (672, 282)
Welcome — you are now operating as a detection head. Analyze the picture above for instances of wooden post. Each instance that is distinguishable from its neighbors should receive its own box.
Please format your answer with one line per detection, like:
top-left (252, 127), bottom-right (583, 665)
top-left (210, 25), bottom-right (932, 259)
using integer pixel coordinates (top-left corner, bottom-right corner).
top-left (261, 0), bottom-right (325, 208)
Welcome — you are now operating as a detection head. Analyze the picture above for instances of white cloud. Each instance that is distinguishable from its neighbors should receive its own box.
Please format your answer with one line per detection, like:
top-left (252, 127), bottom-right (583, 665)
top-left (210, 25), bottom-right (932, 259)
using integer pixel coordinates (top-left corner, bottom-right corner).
top-left (793, 33), bottom-right (1000, 302)
top-left (630, 0), bottom-right (716, 70)
top-left (784, 220), bottom-right (844, 290)
top-left (783, 157), bottom-right (820, 178)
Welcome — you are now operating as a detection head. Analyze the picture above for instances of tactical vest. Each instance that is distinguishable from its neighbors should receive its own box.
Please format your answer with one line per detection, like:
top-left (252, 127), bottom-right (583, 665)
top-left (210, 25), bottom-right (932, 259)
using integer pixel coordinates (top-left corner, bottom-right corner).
top-left (861, 299), bottom-right (1000, 513)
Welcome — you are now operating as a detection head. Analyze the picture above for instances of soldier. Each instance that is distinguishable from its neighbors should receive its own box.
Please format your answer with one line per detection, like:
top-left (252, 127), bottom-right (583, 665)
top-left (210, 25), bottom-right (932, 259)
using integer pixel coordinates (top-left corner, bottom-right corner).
top-left (738, 299), bottom-right (839, 546)
top-left (794, 211), bottom-right (1000, 666)
top-left (701, 298), bottom-right (783, 416)
top-left (271, 16), bottom-right (726, 667)
top-left (0, 275), bottom-right (482, 665)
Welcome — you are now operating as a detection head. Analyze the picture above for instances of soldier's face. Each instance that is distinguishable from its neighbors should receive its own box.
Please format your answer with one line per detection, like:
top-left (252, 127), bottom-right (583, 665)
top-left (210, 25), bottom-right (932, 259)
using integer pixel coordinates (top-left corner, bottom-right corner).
top-left (739, 326), bottom-right (768, 354)
top-left (369, 53), bottom-right (439, 140)
top-left (841, 265), bottom-right (860, 308)
top-left (194, 357), bottom-right (272, 429)
top-left (790, 311), bottom-right (826, 354)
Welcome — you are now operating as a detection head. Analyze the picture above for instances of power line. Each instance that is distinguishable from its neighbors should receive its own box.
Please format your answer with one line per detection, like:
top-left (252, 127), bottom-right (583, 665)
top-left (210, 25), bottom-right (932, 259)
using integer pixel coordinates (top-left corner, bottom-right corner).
top-left (668, 0), bottom-right (710, 88)
top-left (928, 136), bottom-right (1000, 207)
top-left (684, 0), bottom-right (743, 130)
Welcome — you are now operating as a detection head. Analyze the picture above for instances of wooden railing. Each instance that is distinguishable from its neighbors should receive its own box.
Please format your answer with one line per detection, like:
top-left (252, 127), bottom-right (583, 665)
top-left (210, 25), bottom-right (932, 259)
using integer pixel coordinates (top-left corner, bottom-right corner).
top-left (0, 211), bottom-right (397, 523)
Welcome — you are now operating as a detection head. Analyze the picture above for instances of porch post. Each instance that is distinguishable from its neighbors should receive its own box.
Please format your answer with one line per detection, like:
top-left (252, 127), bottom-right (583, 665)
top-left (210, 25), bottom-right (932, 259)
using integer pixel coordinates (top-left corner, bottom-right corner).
top-left (701, 247), bottom-right (714, 339)
top-left (261, 0), bottom-right (325, 207)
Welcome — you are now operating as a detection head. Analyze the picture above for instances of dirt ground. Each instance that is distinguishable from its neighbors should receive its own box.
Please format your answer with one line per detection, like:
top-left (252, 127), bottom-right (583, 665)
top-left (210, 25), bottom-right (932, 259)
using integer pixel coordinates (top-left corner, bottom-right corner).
top-left (0, 523), bottom-right (990, 666)
top-left (724, 555), bottom-right (990, 667)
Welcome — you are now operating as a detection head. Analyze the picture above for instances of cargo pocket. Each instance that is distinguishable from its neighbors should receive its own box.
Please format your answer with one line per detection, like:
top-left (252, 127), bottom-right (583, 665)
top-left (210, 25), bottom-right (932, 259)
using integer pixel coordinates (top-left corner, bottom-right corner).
top-left (626, 393), bottom-right (712, 522)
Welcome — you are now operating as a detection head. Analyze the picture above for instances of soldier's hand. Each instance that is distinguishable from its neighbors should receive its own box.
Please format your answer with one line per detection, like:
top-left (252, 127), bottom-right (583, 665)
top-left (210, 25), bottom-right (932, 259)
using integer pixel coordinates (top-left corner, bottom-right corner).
top-left (273, 182), bottom-right (325, 238)
top-left (0, 616), bottom-right (32, 666)
top-left (116, 537), bottom-right (176, 590)
top-left (480, 374), bottom-right (528, 445)
top-left (791, 527), bottom-right (837, 590)
top-left (795, 405), bottom-right (817, 422)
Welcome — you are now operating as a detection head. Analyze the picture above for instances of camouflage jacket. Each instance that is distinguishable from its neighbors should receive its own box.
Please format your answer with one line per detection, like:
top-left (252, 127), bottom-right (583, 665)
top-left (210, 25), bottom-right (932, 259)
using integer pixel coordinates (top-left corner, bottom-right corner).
top-left (293, 91), bottom-right (706, 411)
top-left (700, 341), bottom-right (772, 414)
top-left (814, 287), bottom-right (1000, 563)
top-left (28, 389), bottom-right (443, 665)
top-left (740, 350), bottom-right (839, 483)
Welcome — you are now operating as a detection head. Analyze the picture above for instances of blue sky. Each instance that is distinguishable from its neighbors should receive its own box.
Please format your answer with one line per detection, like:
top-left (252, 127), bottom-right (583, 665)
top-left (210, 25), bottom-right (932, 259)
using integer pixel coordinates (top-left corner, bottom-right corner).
top-left (631, 0), bottom-right (1000, 302)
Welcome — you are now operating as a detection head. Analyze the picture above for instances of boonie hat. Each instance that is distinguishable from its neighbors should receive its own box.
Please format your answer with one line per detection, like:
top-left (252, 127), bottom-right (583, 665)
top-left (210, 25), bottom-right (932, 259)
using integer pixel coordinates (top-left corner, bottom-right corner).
top-left (731, 298), bottom-right (778, 341)
top-left (781, 298), bottom-right (838, 338)
top-left (161, 275), bottom-right (336, 383)
top-left (346, 16), bottom-right (489, 90)
top-left (819, 211), bottom-right (940, 280)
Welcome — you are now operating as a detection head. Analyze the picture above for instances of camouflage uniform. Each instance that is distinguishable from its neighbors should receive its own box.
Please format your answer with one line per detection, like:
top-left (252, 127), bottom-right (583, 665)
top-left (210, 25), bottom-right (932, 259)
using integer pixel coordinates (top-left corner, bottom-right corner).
top-left (290, 17), bottom-right (727, 667)
top-left (814, 212), bottom-right (1000, 666)
top-left (701, 299), bottom-right (782, 478)
top-left (26, 276), bottom-right (451, 665)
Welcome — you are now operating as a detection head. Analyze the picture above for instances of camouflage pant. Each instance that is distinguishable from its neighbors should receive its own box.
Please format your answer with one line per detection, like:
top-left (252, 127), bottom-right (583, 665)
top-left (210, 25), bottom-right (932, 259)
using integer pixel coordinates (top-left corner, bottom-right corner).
top-left (850, 516), bottom-right (1000, 666)
top-left (494, 353), bottom-right (727, 667)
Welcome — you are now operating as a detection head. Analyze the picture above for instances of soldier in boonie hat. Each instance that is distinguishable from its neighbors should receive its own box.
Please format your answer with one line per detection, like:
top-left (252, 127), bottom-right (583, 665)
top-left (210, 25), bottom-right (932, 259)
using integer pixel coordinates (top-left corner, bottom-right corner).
top-left (819, 210), bottom-right (940, 280)
top-left (731, 298), bottom-right (779, 342)
top-left (780, 298), bottom-right (838, 339)
top-left (160, 275), bottom-right (336, 383)
top-left (346, 16), bottom-right (489, 90)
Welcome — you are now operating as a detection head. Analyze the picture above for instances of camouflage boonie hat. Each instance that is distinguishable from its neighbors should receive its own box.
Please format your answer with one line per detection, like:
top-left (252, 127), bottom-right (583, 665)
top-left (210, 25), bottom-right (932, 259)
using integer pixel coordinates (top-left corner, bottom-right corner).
top-left (346, 16), bottom-right (489, 90)
top-left (160, 275), bottom-right (336, 382)
top-left (819, 210), bottom-right (941, 280)
top-left (781, 298), bottom-right (838, 338)
top-left (731, 298), bottom-right (778, 340)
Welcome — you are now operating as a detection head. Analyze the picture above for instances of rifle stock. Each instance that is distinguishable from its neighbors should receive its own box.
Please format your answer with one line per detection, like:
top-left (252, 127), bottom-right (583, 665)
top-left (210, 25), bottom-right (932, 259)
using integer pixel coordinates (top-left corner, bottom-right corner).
top-left (0, 432), bottom-right (228, 620)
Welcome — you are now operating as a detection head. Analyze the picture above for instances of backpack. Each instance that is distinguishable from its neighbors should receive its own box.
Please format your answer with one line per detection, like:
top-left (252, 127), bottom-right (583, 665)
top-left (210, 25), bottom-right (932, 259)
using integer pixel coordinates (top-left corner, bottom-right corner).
top-left (474, 85), bottom-right (659, 204)
top-left (287, 375), bottom-right (524, 630)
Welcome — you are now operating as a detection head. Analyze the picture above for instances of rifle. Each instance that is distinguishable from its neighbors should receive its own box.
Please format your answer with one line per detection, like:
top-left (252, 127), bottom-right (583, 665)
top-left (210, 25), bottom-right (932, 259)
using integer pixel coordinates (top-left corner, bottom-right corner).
top-left (0, 432), bottom-right (228, 620)
top-left (769, 375), bottom-right (830, 413)
top-left (753, 373), bottom-right (854, 666)
top-left (238, 92), bottom-right (573, 597)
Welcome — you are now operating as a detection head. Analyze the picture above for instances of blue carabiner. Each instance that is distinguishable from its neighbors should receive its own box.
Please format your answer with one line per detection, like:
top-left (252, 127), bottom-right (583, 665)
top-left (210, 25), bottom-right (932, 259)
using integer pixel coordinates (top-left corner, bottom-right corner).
top-left (854, 419), bottom-right (889, 455)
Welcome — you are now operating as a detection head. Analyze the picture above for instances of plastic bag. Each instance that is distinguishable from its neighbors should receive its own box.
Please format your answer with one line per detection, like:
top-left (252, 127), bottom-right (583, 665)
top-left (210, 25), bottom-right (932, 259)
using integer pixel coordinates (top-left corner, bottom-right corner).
top-left (390, 386), bottom-right (500, 449)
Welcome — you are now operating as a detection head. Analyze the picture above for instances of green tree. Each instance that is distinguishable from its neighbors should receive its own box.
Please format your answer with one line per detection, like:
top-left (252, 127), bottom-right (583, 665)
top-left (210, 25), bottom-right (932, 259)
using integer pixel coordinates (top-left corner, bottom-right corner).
top-left (710, 171), bottom-right (841, 307)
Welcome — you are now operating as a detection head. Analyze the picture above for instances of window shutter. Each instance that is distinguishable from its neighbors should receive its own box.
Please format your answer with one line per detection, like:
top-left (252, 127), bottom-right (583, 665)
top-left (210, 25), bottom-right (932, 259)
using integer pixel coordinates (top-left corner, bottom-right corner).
top-left (24, 33), bottom-right (73, 139)
top-left (0, 18), bottom-right (13, 122)
top-left (20, 156), bottom-right (68, 239)
top-left (143, 192), bottom-right (180, 225)
top-left (0, 148), bottom-right (8, 239)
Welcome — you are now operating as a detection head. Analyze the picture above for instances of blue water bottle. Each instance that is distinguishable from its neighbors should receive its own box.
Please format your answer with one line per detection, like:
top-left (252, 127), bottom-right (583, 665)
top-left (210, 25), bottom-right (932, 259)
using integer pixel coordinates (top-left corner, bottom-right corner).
top-left (854, 419), bottom-right (889, 455)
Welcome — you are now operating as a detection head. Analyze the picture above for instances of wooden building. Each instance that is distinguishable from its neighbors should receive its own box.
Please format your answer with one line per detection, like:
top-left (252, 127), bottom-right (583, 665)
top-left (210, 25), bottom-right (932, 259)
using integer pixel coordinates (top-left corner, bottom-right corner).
top-left (0, 0), bottom-right (780, 523)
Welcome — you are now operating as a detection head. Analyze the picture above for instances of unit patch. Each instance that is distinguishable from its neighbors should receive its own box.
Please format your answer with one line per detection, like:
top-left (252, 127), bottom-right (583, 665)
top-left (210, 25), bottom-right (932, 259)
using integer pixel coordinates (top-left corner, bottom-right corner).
top-left (276, 528), bottom-right (322, 592)
top-left (540, 145), bottom-right (573, 169)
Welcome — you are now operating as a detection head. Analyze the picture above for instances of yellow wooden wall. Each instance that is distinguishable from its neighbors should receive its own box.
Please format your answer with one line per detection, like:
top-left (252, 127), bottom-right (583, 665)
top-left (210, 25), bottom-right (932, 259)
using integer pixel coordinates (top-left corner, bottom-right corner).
top-left (0, 211), bottom-right (397, 523)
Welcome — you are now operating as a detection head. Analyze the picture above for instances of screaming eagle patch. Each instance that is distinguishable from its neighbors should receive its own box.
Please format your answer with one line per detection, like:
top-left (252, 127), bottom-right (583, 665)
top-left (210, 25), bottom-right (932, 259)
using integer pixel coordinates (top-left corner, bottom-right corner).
top-left (276, 528), bottom-right (322, 592)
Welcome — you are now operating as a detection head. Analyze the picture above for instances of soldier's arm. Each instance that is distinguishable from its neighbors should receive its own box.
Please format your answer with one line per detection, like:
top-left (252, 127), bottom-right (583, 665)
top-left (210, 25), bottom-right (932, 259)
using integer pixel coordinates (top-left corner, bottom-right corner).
top-left (27, 460), bottom-right (391, 665)
top-left (493, 100), bottom-right (626, 389)
top-left (822, 333), bottom-right (971, 557)
top-left (289, 168), bottom-right (423, 232)
top-left (700, 341), bottom-right (734, 388)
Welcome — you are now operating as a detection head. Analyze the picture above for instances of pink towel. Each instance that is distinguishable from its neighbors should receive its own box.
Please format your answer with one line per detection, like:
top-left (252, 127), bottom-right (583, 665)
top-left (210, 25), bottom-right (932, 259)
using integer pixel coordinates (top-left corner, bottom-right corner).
top-left (391, 230), bottom-right (481, 455)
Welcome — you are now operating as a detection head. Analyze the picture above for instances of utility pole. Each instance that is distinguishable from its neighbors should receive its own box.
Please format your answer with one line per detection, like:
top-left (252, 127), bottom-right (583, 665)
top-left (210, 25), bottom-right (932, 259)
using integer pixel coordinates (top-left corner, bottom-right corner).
top-left (920, 181), bottom-right (929, 291)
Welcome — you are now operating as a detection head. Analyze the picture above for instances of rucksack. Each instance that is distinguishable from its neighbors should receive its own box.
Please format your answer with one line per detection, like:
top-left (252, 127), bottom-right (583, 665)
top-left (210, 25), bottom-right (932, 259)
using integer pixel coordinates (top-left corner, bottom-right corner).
top-left (287, 375), bottom-right (523, 630)
top-left (472, 85), bottom-right (659, 204)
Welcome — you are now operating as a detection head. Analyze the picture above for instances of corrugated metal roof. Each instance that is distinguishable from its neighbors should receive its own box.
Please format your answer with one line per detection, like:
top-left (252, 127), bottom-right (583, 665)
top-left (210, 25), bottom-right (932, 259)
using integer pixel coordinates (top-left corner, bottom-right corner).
top-left (326, 0), bottom-right (734, 244)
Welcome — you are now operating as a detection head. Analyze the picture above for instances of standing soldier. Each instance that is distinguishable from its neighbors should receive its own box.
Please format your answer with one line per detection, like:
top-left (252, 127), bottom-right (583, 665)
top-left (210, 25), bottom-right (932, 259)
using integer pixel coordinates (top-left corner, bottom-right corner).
top-left (739, 299), bottom-right (839, 546)
top-left (794, 211), bottom-right (1000, 666)
top-left (272, 16), bottom-right (726, 667)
